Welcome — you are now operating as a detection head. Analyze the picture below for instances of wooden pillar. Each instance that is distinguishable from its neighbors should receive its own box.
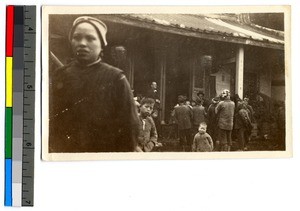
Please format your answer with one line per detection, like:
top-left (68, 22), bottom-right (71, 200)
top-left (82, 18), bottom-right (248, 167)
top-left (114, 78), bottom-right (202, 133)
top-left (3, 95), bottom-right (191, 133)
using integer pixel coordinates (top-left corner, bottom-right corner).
top-left (159, 53), bottom-right (166, 124)
top-left (203, 55), bottom-right (212, 98)
top-left (235, 45), bottom-right (244, 99)
top-left (190, 55), bottom-right (197, 101)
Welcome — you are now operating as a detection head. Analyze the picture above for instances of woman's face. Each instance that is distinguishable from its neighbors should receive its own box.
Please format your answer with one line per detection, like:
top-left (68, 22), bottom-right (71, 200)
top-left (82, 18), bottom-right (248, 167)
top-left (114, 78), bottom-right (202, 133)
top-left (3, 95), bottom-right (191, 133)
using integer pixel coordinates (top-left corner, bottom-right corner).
top-left (71, 22), bottom-right (102, 64)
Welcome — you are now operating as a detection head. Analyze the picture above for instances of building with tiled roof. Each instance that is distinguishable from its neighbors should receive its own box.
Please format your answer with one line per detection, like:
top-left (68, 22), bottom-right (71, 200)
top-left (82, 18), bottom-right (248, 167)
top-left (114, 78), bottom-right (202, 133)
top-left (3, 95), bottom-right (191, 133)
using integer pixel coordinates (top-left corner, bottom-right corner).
top-left (49, 12), bottom-right (286, 125)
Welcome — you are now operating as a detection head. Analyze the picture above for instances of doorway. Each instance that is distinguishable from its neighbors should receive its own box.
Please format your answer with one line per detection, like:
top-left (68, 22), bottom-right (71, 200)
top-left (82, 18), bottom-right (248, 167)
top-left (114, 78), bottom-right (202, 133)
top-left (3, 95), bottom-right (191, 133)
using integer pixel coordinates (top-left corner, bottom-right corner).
top-left (165, 50), bottom-right (190, 123)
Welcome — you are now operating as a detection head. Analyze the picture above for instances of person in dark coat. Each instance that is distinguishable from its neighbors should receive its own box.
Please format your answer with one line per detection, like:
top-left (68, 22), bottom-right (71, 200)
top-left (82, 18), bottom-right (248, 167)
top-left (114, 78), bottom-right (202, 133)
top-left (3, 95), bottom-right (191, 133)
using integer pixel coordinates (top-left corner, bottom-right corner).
top-left (197, 91), bottom-right (210, 111)
top-left (234, 101), bottom-right (253, 151)
top-left (174, 95), bottom-right (193, 151)
top-left (146, 81), bottom-right (161, 135)
top-left (146, 82), bottom-right (160, 102)
top-left (232, 94), bottom-right (242, 108)
top-left (243, 97), bottom-right (255, 146)
top-left (191, 100), bottom-right (206, 138)
top-left (49, 16), bottom-right (139, 152)
top-left (215, 89), bottom-right (235, 151)
top-left (207, 97), bottom-right (220, 150)
top-left (243, 97), bottom-right (255, 122)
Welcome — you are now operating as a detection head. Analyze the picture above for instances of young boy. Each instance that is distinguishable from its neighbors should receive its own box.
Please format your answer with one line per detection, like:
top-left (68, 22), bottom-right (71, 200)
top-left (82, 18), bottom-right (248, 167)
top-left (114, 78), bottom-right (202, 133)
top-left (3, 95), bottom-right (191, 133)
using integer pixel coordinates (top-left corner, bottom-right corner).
top-left (136, 98), bottom-right (162, 152)
top-left (192, 122), bottom-right (213, 152)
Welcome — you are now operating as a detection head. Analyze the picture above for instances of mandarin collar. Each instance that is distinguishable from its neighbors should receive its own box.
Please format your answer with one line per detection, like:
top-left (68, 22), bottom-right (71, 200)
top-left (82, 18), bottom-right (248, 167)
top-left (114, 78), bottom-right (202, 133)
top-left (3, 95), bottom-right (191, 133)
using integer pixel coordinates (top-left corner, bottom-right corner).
top-left (75, 57), bottom-right (102, 67)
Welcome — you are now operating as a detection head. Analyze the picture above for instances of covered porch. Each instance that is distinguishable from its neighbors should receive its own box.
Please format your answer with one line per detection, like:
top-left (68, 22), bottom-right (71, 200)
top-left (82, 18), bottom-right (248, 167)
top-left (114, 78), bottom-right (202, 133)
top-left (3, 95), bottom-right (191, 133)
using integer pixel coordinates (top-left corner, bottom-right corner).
top-left (49, 13), bottom-right (285, 124)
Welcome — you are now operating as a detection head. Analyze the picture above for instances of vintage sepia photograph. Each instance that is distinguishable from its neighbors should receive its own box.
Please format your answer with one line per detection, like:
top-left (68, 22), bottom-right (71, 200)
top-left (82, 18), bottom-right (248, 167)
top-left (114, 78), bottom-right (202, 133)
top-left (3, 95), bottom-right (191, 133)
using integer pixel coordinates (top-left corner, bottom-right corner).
top-left (42, 6), bottom-right (291, 160)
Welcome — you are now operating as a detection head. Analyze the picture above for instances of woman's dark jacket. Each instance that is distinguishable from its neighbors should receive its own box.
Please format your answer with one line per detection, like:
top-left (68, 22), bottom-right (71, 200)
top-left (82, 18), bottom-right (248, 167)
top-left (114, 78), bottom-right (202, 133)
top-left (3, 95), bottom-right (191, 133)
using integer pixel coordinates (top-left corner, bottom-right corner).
top-left (49, 60), bottom-right (139, 152)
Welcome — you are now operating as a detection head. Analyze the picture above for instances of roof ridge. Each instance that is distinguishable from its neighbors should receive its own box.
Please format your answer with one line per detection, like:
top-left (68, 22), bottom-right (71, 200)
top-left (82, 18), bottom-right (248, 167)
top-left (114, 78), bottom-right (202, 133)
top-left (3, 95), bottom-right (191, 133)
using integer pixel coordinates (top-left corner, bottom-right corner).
top-left (250, 23), bottom-right (284, 37)
top-left (221, 18), bottom-right (284, 38)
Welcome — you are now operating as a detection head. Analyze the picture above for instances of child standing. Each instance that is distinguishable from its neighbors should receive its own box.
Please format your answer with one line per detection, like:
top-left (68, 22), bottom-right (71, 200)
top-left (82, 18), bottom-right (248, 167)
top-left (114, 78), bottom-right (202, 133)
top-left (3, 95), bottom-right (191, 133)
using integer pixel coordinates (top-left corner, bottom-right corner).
top-left (136, 98), bottom-right (162, 152)
top-left (192, 122), bottom-right (214, 152)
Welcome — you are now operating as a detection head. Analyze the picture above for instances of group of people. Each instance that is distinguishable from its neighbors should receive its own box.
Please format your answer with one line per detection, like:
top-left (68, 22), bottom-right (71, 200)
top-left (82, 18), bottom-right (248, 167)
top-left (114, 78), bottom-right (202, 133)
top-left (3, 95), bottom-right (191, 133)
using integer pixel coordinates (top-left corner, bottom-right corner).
top-left (169, 90), bottom-right (254, 152)
top-left (49, 16), bottom-right (282, 154)
top-left (133, 86), bottom-right (255, 153)
top-left (171, 93), bottom-right (213, 152)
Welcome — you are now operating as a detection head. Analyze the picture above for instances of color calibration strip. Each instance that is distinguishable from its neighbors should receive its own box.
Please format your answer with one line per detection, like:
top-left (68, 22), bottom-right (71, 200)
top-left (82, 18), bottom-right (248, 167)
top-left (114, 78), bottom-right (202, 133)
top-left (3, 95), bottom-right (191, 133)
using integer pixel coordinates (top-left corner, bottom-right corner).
top-left (5, 5), bottom-right (14, 206)
top-left (5, 5), bottom-right (36, 207)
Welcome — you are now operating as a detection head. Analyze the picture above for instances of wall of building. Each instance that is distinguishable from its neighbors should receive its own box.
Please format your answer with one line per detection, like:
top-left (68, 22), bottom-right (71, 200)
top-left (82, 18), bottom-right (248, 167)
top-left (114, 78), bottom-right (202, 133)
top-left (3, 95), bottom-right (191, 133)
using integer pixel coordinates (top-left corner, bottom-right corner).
top-left (259, 70), bottom-right (272, 97)
top-left (212, 68), bottom-right (231, 96)
top-left (271, 68), bottom-right (285, 102)
top-left (271, 86), bottom-right (285, 101)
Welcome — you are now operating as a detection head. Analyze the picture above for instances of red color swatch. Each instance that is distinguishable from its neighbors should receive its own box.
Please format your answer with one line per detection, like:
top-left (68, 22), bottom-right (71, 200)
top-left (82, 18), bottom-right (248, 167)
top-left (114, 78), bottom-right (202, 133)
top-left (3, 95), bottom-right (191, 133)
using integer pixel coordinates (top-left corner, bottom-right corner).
top-left (6, 6), bottom-right (14, 56)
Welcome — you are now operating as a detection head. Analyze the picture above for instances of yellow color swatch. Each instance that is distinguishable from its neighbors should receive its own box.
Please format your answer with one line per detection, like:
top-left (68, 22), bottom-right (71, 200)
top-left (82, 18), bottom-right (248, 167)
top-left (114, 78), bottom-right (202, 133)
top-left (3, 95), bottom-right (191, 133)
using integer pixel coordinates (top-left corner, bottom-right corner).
top-left (6, 57), bottom-right (13, 107)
